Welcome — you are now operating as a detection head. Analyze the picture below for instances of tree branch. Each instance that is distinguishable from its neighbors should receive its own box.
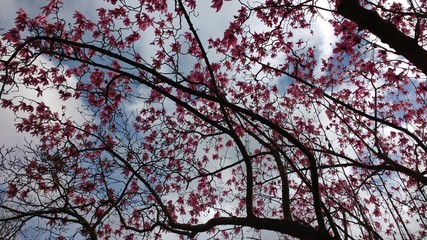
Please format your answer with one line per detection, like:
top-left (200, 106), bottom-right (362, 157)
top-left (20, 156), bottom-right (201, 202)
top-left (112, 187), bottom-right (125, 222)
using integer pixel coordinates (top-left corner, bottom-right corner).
top-left (337, 0), bottom-right (427, 75)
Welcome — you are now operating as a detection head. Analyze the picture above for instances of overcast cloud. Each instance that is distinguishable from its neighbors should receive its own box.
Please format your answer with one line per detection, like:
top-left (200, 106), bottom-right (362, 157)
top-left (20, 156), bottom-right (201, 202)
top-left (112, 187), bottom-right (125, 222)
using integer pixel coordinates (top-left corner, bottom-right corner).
top-left (0, 0), bottom-right (340, 239)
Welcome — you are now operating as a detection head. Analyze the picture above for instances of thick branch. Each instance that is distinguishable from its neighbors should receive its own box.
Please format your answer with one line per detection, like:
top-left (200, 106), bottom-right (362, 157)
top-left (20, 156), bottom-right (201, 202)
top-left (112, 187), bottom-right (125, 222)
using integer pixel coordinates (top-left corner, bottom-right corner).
top-left (337, 0), bottom-right (427, 75)
top-left (170, 216), bottom-right (335, 240)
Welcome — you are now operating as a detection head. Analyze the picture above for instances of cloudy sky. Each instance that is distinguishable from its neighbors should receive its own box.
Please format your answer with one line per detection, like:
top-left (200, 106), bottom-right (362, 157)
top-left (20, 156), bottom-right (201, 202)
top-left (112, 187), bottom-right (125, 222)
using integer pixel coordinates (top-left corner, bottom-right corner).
top-left (0, 0), bottom-right (243, 146)
top-left (2, 0), bottom-right (425, 236)
top-left (0, 1), bottom-right (340, 239)
top-left (4, 0), bottom-right (423, 239)
top-left (0, 0), bottom-right (91, 147)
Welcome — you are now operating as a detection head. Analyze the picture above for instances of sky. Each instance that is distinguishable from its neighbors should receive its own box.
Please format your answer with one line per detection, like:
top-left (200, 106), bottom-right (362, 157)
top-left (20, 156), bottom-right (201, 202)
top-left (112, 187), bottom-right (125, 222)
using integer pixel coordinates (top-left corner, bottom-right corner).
top-left (0, 0), bottom-right (242, 145)
top-left (2, 0), bottom-right (425, 239)
top-left (0, 0), bottom-right (344, 239)
top-left (0, 0), bottom-right (95, 147)
top-left (0, 1), bottom-right (254, 239)
top-left (0, 0), bottom-right (337, 145)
